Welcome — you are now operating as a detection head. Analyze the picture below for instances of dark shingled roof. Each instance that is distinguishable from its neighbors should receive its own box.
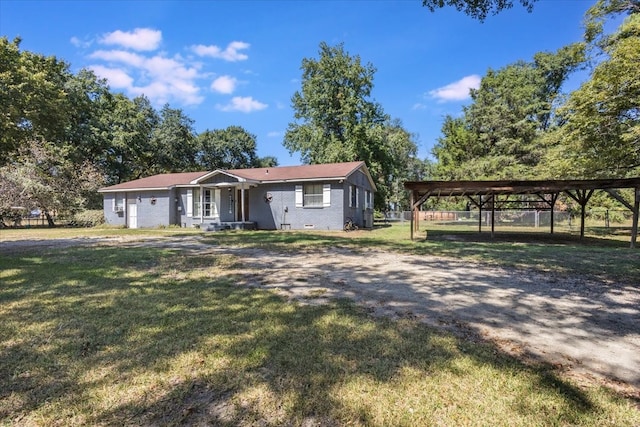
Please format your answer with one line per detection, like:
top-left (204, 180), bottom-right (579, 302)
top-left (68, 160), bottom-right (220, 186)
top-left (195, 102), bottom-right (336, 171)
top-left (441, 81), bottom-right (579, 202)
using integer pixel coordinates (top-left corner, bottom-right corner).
top-left (99, 171), bottom-right (209, 192)
top-left (99, 161), bottom-right (369, 192)
top-left (227, 161), bottom-right (366, 182)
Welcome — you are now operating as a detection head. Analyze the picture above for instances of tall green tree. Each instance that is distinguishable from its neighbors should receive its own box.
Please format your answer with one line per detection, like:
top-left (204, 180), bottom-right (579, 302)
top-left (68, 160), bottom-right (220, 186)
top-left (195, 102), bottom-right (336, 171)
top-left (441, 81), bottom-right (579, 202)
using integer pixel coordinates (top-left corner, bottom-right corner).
top-left (432, 44), bottom-right (584, 180)
top-left (0, 37), bottom-right (71, 164)
top-left (284, 42), bottom-right (387, 164)
top-left (255, 155), bottom-right (279, 168)
top-left (149, 104), bottom-right (198, 173)
top-left (543, 12), bottom-right (640, 178)
top-left (421, 0), bottom-right (536, 21)
top-left (284, 42), bottom-right (417, 209)
top-left (196, 126), bottom-right (259, 170)
top-left (103, 94), bottom-right (159, 184)
top-left (63, 69), bottom-right (113, 167)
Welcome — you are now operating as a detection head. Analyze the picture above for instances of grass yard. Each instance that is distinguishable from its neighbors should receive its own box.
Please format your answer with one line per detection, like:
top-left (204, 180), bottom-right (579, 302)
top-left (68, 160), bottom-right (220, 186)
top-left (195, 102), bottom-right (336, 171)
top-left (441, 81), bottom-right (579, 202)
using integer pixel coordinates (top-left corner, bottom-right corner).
top-left (1, 225), bottom-right (639, 425)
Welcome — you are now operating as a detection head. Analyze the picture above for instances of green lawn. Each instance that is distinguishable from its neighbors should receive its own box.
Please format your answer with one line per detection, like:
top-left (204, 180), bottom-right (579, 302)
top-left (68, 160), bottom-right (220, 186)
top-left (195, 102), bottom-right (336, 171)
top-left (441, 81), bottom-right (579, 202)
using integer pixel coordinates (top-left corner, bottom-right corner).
top-left (0, 226), bottom-right (638, 425)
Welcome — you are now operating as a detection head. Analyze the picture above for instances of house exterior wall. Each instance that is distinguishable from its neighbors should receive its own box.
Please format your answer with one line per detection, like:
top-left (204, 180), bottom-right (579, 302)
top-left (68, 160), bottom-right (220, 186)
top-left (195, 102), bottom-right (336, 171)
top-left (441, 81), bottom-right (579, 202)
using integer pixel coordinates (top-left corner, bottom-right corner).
top-left (248, 181), bottom-right (344, 230)
top-left (102, 165), bottom-right (375, 230)
top-left (102, 191), bottom-right (173, 228)
top-left (129, 190), bottom-right (171, 228)
top-left (344, 169), bottom-right (375, 228)
top-left (103, 193), bottom-right (127, 226)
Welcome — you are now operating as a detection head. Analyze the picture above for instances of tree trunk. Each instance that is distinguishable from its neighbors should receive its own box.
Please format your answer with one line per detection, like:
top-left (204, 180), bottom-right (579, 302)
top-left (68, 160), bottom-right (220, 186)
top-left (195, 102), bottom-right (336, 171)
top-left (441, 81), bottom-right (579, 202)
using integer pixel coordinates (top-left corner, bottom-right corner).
top-left (45, 210), bottom-right (56, 227)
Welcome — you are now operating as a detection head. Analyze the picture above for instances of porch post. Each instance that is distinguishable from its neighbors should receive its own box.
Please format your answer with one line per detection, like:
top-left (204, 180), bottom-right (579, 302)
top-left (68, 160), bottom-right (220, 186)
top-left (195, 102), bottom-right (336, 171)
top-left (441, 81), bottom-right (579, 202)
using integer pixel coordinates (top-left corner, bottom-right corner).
top-left (241, 184), bottom-right (246, 222)
top-left (200, 184), bottom-right (204, 225)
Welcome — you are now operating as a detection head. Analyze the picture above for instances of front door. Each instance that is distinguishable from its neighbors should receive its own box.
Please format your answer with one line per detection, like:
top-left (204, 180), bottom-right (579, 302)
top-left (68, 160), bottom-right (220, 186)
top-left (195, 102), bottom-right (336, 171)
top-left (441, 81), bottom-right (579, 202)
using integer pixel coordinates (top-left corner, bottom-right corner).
top-left (128, 203), bottom-right (138, 229)
top-left (236, 189), bottom-right (249, 221)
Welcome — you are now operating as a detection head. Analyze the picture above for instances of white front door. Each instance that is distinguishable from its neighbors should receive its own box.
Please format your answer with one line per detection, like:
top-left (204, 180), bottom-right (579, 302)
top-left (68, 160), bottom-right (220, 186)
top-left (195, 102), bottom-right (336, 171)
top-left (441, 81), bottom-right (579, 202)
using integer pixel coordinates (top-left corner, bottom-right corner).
top-left (128, 203), bottom-right (138, 229)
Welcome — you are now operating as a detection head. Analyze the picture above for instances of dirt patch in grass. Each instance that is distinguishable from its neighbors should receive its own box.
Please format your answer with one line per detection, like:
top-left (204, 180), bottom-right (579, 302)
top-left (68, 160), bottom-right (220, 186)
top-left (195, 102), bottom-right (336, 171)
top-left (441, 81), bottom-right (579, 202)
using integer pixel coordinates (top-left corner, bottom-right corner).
top-left (114, 235), bottom-right (640, 398)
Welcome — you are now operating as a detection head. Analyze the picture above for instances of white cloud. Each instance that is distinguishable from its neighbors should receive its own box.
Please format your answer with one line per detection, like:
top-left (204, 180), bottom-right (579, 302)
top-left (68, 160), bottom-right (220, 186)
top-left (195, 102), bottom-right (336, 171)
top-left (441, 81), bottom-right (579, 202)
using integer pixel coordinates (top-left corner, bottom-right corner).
top-left (88, 48), bottom-right (203, 105)
top-left (130, 80), bottom-right (203, 106)
top-left (267, 131), bottom-right (282, 138)
top-left (211, 75), bottom-right (237, 94)
top-left (70, 36), bottom-right (92, 49)
top-left (412, 103), bottom-right (427, 110)
top-left (89, 65), bottom-right (133, 88)
top-left (83, 30), bottom-right (254, 108)
top-left (144, 55), bottom-right (200, 81)
top-left (90, 50), bottom-right (145, 67)
top-left (429, 75), bottom-right (481, 102)
top-left (216, 96), bottom-right (267, 113)
top-left (100, 28), bottom-right (162, 51)
top-left (191, 41), bottom-right (250, 61)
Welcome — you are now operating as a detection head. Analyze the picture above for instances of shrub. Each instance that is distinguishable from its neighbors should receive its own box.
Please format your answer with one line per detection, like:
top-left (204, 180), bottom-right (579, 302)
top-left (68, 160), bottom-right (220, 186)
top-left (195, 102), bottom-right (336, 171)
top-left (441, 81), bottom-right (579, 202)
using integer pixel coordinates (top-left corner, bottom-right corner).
top-left (72, 209), bottom-right (105, 227)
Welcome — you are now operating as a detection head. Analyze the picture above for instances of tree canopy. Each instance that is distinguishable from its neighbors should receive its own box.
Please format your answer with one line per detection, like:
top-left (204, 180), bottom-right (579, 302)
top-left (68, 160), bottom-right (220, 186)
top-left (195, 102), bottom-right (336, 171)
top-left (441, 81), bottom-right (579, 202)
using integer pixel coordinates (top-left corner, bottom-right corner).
top-left (0, 37), bottom-right (272, 225)
top-left (197, 126), bottom-right (260, 170)
top-left (544, 12), bottom-right (640, 178)
top-left (431, 0), bottom-right (639, 191)
top-left (421, 0), bottom-right (537, 21)
top-left (432, 44), bottom-right (584, 180)
top-left (284, 42), bottom-right (421, 209)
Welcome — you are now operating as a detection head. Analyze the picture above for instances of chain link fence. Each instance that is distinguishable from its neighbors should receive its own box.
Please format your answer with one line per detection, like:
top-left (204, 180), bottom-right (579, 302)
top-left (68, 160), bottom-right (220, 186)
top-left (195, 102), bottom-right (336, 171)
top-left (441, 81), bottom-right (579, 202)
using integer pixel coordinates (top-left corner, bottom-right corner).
top-left (381, 209), bottom-right (633, 231)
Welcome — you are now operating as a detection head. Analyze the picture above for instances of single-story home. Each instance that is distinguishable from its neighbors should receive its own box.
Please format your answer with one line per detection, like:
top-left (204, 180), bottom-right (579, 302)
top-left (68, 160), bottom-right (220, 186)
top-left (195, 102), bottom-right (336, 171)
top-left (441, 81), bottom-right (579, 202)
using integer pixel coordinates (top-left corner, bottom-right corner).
top-left (98, 161), bottom-right (376, 230)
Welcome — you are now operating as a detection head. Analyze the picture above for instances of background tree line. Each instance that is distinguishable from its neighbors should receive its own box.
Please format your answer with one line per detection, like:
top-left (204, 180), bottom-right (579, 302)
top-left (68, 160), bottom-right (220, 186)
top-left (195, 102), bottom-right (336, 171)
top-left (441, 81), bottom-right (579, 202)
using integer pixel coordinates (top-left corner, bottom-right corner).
top-left (0, 37), bottom-right (276, 225)
top-left (426, 0), bottom-right (639, 212)
top-left (431, 0), bottom-right (639, 182)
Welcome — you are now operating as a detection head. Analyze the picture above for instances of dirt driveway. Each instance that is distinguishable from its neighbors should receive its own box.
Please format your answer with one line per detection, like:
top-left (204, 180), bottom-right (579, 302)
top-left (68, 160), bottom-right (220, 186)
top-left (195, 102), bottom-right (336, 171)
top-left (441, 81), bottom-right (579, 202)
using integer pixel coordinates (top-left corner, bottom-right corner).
top-left (166, 237), bottom-right (639, 393)
top-left (5, 235), bottom-right (639, 393)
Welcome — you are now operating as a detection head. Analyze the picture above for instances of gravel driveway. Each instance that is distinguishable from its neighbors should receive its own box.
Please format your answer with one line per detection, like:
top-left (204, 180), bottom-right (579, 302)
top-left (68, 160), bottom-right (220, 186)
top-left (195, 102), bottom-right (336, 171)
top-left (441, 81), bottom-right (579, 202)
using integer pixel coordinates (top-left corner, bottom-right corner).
top-left (239, 246), bottom-right (639, 391)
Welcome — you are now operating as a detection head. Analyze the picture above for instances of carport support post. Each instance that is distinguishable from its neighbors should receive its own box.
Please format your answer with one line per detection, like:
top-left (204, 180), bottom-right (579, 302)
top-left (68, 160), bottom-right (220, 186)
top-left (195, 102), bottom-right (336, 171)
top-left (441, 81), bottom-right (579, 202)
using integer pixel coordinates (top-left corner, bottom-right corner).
top-left (478, 196), bottom-right (483, 233)
top-left (410, 190), bottom-right (415, 240)
top-left (566, 189), bottom-right (594, 240)
top-left (631, 188), bottom-right (639, 249)
top-left (549, 193), bottom-right (558, 234)
top-left (491, 194), bottom-right (495, 238)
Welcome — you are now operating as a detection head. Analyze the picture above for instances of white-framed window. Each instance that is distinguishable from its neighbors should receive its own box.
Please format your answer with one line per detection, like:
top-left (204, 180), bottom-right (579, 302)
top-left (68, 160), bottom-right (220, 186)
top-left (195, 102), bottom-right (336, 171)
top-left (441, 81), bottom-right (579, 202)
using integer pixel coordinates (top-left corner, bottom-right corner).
top-left (111, 193), bottom-right (125, 212)
top-left (190, 188), bottom-right (219, 217)
top-left (204, 189), bottom-right (213, 217)
top-left (303, 184), bottom-right (323, 207)
top-left (365, 190), bottom-right (373, 209)
top-left (295, 183), bottom-right (331, 208)
top-left (349, 185), bottom-right (359, 208)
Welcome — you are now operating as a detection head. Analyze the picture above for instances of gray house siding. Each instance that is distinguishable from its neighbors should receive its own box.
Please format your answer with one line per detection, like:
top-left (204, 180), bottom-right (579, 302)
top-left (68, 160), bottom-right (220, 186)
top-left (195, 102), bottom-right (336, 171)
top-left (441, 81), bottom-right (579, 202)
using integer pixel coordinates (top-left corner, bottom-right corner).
top-left (101, 163), bottom-right (375, 230)
top-left (132, 190), bottom-right (171, 228)
top-left (344, 169), bottom-right (375, 228)
top-left (103, 193), bottom-right (126, 227)
top-left (248, 182), bottom-right (344, 230)
top-left (103, 191), bottom-right (175, 228)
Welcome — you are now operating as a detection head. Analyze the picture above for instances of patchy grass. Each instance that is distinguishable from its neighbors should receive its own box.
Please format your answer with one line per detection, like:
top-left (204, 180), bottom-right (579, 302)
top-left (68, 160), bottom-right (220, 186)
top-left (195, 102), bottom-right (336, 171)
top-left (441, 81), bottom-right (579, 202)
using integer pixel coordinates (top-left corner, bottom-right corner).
top-left (195, 223), bottom-right (640, 285)
top-left (1, 236), bottom-right (639, 426)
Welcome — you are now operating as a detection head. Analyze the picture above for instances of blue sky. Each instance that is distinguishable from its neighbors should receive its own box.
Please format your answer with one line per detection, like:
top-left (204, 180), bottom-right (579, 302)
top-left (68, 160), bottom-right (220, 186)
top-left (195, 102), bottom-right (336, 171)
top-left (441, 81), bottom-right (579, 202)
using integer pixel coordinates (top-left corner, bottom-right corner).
top-left (1, 0), bottom-right (596, 166)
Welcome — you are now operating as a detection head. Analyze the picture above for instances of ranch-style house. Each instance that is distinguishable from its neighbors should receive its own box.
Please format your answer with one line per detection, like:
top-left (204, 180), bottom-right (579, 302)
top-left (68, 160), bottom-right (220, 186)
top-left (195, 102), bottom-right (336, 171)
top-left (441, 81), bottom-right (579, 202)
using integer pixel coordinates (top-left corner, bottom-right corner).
top-left (98, 161), bottom-right (376, 231)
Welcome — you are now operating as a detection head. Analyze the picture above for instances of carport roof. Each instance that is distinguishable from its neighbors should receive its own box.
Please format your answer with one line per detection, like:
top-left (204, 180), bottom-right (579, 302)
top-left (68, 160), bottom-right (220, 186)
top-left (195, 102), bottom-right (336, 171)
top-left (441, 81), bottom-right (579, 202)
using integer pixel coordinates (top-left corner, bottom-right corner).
top-left (404, 177), bottom-right (640, 198)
